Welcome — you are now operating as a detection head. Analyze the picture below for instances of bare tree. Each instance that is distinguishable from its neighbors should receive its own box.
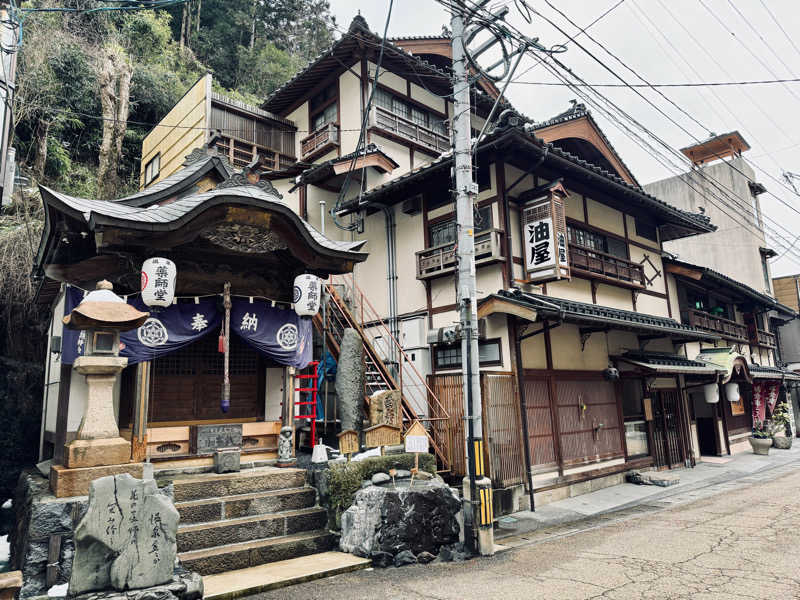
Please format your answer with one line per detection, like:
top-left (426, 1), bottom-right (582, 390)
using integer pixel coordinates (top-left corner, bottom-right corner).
top-left (96, 44), bottom-right (132, 200)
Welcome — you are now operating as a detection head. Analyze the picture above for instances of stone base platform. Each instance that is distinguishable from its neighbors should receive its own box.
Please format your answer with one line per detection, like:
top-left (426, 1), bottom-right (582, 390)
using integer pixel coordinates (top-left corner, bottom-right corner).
top-left (64, 438), bottom-right (131, 469)
top-left (50, 463), bottom-right (144, 498)
top-left (28, 568), bottom-right (202, 600)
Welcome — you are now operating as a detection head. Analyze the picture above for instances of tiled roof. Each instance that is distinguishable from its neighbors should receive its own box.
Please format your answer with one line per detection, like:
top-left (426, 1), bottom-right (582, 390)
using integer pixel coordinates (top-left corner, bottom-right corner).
top-left (342, 124), bottom-right (713, 238)
top-left (749, 364), bottom-right (800, 380)
top-left (663, 256), bottom-right (796, 316)
top-left (493, 289), bottom-right (719, 341)
top-left (263, 16), bottom-right (509, 116)
top-left (614, 350), bottom-right (723, 374)
top-left (531, 103), bottom-right (641, 189)
top-left (39, 184), bottom-right (366, 257)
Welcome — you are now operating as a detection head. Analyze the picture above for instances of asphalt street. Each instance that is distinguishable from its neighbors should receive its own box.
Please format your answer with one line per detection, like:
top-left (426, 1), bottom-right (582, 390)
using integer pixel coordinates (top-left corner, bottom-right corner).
top-left (249, 463), bottom-right (800, 599)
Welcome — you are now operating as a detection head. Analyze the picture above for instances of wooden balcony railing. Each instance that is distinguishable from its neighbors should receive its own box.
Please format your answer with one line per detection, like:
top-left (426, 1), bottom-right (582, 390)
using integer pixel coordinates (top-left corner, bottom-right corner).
top-left (300, 122), bottom-right (340, 159)
top-left (685, 308), bottom-right (748, 341)
top-left (416, 228), bottom-right (504, 280)
top-left (370, 106), bottom-right (450, 154)
top-left (569, 245), bottom-right (646, 288)
top-left (751, 328), bottom-right (777, 349)
top-left (212, 135), bottom-right (295, 172)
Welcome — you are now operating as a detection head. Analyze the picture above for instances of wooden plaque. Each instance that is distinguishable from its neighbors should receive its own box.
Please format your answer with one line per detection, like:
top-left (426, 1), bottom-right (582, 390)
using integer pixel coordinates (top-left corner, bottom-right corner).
top-left (643, 397), bottom-right (653, 421)
top-left (364, 424), bottom-right (402, 448)
top-left (337, 429), bottom-right (359, 455)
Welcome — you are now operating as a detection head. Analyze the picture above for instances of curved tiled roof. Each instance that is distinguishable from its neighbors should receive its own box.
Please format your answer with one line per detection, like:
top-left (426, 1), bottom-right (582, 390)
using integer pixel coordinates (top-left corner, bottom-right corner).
top-left (38, 184), bottom-right (367, 258)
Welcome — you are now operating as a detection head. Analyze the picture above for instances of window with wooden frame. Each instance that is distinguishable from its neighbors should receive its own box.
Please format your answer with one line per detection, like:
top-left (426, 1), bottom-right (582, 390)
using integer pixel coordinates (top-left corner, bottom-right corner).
top-left (428, 205), bottom-right (492, 247)
top-left (433, 338), bottom-right (502, 369)
top-left (634, 216), bottom-right (658, 242)
top-left (144, 153), bottom-right (160, 186)
top-left (375, 87), bottom-right (448, 136)
top-left (567, 224), bottom-right (627, 259)
top-left (621, 377), bottom-right (649, 458)
top-left (309, 83), bottom-right (338, 131)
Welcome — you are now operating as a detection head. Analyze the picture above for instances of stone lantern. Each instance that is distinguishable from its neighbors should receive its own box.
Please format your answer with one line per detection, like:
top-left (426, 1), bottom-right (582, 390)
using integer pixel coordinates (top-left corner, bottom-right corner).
top-left (59, 281), bottom-right (149, 473)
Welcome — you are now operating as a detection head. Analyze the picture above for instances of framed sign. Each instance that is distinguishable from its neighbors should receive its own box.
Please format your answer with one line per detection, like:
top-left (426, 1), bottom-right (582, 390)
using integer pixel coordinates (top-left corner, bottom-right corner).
top-left (521, 184), bottom-right (571, 283)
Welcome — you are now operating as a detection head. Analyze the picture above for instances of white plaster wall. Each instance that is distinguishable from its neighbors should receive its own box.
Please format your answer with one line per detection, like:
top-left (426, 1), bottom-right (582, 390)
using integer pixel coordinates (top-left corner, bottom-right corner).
top-left (339, 66), bottom-right (363, 154)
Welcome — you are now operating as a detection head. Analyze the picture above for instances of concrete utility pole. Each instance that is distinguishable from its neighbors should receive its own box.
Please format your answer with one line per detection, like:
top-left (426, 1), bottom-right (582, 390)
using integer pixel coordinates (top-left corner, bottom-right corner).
top-left (450, 5), bottom-right (493, 557)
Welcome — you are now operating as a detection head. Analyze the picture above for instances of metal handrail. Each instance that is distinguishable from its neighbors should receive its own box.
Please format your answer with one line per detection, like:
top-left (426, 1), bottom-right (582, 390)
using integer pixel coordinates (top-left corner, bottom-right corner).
top-left (331, 273), bottom-right (450, 421)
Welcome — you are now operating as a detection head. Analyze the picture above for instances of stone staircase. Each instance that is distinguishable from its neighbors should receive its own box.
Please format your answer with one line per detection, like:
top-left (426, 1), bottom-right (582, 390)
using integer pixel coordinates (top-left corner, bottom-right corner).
top-left (166, 466), bottom-right (333, 575)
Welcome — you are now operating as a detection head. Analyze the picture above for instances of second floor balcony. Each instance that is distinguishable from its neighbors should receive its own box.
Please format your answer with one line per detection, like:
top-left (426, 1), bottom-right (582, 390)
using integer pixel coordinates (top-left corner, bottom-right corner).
top-left (370, 105), bottom-right (450, 154)
top-left (569, 245), bottom-right (646, 289)
top-left (750, 327), bottom-right (777, 349)
top-left (301, 122), bottom-right (340, 160)
top-left (685, 307), bottom-right (748, 342)
top-left (416, 229), bottom-right (505, 280)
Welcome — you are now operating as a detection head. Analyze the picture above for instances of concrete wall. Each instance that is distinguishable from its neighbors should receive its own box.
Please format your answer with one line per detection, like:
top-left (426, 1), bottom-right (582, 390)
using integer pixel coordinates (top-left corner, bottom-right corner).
top-left (645, 157), bottom-right (770, 295)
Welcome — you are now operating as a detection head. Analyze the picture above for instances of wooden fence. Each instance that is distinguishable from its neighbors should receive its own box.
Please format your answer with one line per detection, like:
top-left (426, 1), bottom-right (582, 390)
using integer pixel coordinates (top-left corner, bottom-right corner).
top-left (428, 372), bottom-right (526, 488)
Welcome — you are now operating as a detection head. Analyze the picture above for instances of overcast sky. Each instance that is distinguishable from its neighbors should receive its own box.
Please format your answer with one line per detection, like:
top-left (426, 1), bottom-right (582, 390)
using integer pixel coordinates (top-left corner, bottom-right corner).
top-left (329, 0), bottom-right (800, 277)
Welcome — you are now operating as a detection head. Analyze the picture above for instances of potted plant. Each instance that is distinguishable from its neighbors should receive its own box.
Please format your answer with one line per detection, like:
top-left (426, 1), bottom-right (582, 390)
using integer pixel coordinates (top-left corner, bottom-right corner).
top-left (771, 401), bottom-right (793, 449)
top-left (749, 420), bottom-right (773, 455)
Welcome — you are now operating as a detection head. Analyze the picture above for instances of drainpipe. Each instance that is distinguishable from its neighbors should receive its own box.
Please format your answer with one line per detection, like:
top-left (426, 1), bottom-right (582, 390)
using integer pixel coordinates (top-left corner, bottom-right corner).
top-left (319, 198), bottom-right (326, 235)
top-left (379, 205), bottom-right (399, 368)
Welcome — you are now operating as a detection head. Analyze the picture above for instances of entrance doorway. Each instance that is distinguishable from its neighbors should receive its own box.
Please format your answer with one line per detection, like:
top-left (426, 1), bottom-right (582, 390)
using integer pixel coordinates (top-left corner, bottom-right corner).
top-left (651, 389), bottom-right (685, 469)
top-left (148, 333), bottom-right (265, 423)
top-left (691, 390), bottom-right (719, 456)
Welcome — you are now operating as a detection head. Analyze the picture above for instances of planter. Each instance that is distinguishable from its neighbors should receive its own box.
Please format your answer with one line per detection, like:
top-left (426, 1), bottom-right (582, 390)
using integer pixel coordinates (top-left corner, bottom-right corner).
top-left (749, 436), bottom-right (772, 455)
top-left (773, 435), bottom-right (793, 450)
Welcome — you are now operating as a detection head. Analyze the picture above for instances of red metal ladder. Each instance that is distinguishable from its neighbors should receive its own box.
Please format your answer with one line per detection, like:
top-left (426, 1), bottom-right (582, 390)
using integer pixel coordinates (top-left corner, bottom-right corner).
top-left (294, 360), bottom-right (319, 448)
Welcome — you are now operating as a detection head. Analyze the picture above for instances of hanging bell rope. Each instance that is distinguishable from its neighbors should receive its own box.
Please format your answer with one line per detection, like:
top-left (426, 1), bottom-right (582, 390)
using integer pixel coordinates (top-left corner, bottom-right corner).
top-left (221, 281), bottom-right (231, 413)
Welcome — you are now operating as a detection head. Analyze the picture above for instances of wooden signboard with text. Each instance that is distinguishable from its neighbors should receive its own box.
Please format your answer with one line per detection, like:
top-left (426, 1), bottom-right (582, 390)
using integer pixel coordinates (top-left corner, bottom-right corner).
top-left (365, 424), bottom-right (401, 449)
top-left (338, 429), bottom-right (359, 459)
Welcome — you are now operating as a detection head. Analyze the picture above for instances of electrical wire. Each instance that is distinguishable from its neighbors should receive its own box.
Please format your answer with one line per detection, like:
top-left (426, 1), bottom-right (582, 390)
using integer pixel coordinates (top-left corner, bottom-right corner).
top-left (758, 0), bottom-right (800, 63)
top-left (509, 78), bottom-right (800, 88)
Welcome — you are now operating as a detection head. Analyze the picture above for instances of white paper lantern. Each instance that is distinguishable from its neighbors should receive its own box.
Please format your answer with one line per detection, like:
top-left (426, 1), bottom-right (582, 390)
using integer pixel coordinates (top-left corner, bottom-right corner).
top-left (141, 257), bottom-right (176, 308)
top-left (293, 274), bottom-right (321, 317)
top-left (703, 383), bottom-right (719, 404)
top-left (725, 382), bottom-right (740, 403)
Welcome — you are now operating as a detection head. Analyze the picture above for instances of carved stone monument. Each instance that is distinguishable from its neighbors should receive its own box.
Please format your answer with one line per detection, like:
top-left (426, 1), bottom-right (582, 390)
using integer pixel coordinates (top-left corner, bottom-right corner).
top-left (69, 473), bottom-right (179, 596)
top-left (369, 390), bottom-right (402, 428)
top-left (336, 328), bottom-right (365, 434)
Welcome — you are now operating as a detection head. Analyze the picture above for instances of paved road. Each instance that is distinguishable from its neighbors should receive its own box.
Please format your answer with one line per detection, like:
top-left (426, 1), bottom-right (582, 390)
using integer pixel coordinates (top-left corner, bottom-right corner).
top-left (251, 465), bottom-right (800, 599)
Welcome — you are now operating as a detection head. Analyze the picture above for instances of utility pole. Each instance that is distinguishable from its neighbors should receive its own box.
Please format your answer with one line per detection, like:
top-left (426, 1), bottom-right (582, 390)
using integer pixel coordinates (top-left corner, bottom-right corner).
top-left (450, 4), bottom-right (493, 557)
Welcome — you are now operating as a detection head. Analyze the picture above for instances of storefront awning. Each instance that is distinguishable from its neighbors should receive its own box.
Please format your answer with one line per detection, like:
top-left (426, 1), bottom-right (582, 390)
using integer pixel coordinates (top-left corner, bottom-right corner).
top-left (695, 347), bottom-right (751, 384)
top-left (482, 290), bottom-right (719, 342)
top-left (477, 293), bottom-right (545, 322)
top-left (613, 351), bottom-right (724, 375)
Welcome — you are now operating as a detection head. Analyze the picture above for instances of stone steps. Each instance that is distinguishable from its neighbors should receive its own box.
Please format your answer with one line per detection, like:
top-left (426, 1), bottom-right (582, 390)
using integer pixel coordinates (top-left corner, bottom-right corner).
top-left (177, 506), bottom-right (328, 552)
top-left (175, 487), bottom-right (317, 524)
top-left (179, 530), bottom-right (335, 576)
top-left (170, 467), bottom-right (307, 502)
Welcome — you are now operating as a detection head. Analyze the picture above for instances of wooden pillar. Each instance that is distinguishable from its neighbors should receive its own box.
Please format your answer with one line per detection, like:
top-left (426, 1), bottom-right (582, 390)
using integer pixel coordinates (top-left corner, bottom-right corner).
top-left (53, 364), bottom-right (72, 466)
top-left (131, 361), bottom-right (150, 462)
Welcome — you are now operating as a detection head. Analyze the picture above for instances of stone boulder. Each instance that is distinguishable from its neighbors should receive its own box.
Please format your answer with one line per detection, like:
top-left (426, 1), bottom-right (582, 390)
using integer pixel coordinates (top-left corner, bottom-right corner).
top-left (69, 474), bottom-right (179, 596)
top-left (339, 479), bottom-right (461, 563)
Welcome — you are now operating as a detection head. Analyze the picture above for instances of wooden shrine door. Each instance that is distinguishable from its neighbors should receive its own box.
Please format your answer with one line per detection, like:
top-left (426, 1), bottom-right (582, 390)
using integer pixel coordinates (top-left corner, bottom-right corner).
top-left (651, 389), bottom-right (685, 469)
top-left (148, 333), bottom-right (264, 423)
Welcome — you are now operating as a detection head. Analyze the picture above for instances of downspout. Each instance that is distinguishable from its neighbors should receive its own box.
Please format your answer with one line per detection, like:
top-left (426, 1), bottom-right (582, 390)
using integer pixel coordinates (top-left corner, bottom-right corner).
top-left (380, 204), bottom-right (399, 367)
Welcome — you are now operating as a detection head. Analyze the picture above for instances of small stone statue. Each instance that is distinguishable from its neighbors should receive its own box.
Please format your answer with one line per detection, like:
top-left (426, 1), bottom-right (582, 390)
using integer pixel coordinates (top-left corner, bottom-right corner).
top-left (277, 426), bottom-right (293, 464)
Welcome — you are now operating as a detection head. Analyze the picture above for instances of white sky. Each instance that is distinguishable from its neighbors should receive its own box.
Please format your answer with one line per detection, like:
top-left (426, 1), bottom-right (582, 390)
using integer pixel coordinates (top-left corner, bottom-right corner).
top-left (329, 0), bottom-right (800, 278)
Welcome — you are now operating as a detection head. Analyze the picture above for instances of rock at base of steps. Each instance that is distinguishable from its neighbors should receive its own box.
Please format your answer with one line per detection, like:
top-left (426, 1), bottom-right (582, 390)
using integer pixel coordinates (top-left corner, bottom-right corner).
top-left (626, 470), bottom-right (679, 487)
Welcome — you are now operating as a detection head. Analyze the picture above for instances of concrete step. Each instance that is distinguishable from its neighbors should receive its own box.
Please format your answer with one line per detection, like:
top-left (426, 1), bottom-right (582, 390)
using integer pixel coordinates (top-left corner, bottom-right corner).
top-left (176, 487), bottom-right (317, 524)
top-left (202, 551), bottom-right (371, 599)
top-left (169, 467), bottom-right (307, 502)
top-left (177, 507), bottom-right (328, 552)
top-left (179, 530), bottom-right (335, 576)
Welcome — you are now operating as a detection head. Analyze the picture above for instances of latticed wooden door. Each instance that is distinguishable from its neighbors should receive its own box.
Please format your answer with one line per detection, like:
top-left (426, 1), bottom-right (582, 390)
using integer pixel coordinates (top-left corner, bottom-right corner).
top-left (652, 390), bottom-right (684, 468)
top-left (149, 334), bottom-right (263, 423)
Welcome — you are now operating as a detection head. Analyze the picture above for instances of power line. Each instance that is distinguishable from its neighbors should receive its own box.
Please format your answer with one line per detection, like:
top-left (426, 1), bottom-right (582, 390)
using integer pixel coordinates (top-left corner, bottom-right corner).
top-left (509, 77), bottom-right (800, 88)
top-left (759, 0), bottom-right (800, 62)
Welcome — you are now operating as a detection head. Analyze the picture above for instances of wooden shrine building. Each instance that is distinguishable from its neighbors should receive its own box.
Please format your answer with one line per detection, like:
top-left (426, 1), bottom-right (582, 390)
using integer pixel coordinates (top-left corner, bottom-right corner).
top-left (33, 148), bottom-right (367, 467)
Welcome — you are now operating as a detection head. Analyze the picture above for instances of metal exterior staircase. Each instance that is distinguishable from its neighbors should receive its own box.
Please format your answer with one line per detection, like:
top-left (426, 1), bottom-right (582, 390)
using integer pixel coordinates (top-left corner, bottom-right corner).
top-left (313, 276), bottom-right (451, 473)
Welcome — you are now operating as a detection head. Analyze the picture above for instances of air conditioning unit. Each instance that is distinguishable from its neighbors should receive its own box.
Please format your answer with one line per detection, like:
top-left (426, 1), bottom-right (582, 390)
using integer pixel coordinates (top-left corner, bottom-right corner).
top-left (402, 194), bottom-right (422, 216)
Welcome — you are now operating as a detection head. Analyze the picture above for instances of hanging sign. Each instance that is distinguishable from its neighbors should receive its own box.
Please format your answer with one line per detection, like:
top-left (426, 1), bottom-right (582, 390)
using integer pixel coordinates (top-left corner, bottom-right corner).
top-left (522, 192), bottom-right (570, 283)
top-left (293, 274), bottom-right (321, 317)
top-left (141, 258), bottom-right (176, 307)
top-left (404, 420), bottom-right (429, 454)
